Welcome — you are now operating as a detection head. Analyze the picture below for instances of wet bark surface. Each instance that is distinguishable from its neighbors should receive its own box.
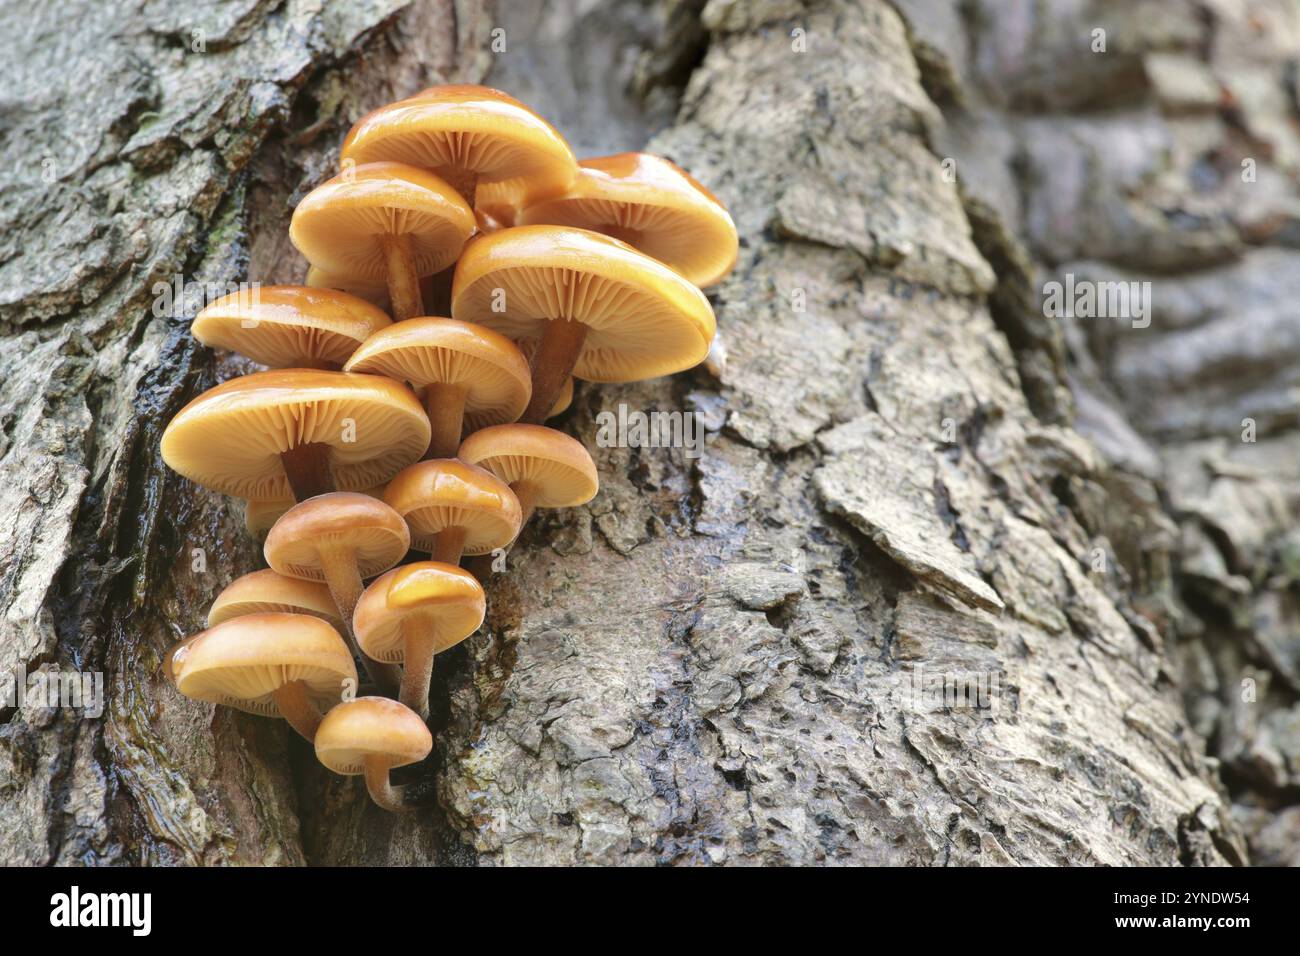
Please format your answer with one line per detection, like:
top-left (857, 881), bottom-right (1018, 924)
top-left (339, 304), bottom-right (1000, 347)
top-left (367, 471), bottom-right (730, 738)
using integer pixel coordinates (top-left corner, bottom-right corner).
top-left (0, 0), bottom-right (1292, 865)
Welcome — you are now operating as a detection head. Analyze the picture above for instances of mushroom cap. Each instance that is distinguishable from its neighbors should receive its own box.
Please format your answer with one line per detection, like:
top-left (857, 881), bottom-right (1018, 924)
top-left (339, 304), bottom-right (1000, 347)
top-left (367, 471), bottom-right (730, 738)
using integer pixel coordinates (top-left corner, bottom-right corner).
top-left (171, 613), bottom-right (356, 717)
top-left (451, 225), bottom-right (715, 382)
top-left (191, 285), bottom-right (391, 369)
top-left (340, 84), bottom-right (577, 215)
top-left (290, 161), bottom-right (475, 282)
top-left (383, 458), bottom-right (522, 554)
top-left (517, 153), bottom-right (739, 287)
top-left (305, 266), bottom-right (390, 310)
top-left (354, 562), bottom-right (486, 662)
top-left (457, 424), bottom-right (598, 508)
top-left (344, 318), bottom-right (531, 430)
top-left (549, 376), bottom-right (574, 418)
top-left (207, 569), bottom-right (342, 628)
top-left (265, 493), bottom-right (411, 581)
top-left (161, 369), bottom-right (430, 500)
top-left (243, 483), bottom-right (388, 536)
top-left (314, 696), bottom-right (432, 774)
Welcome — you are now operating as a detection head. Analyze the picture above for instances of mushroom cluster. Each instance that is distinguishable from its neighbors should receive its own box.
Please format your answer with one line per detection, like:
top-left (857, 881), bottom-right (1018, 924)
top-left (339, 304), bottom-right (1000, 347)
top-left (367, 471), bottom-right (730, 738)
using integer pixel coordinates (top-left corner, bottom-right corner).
top-left (160, 84), bottom-right (736, 812)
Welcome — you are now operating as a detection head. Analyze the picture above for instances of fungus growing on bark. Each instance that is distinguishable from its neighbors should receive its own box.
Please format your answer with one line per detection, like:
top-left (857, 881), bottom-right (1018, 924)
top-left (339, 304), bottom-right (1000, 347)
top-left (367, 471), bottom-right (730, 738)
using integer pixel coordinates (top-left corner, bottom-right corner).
top-left (383, 458), bottom-right (521, 564)
top-left (458, 423), bottom-right (597, 527)
top-left (314, 697), bottom-right (432, 812)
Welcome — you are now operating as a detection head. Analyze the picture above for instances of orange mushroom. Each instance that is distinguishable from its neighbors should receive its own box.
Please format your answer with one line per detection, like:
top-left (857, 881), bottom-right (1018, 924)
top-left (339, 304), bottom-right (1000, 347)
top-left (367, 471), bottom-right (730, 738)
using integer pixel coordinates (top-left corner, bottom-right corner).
top-left (384, 458), bottom-right (521, 564)
top-left (458, 423), bottom-right (597, 528)
top-left (451, 226), bottom-right (715, 424)
top-left (315, 697), bottom-right (432, 812)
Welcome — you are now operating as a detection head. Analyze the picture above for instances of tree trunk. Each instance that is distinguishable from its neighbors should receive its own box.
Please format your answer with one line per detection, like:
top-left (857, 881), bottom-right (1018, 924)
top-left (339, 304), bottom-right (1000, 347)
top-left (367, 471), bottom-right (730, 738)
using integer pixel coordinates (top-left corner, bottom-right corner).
top-left (5, 0), bottom-right (1292, 866)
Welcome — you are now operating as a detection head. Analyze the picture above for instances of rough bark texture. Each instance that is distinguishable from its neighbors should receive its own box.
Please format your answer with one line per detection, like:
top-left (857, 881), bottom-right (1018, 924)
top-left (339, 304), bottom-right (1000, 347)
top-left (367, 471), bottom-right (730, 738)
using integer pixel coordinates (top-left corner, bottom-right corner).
top-left (0, 0), bottom-right (1294, 865)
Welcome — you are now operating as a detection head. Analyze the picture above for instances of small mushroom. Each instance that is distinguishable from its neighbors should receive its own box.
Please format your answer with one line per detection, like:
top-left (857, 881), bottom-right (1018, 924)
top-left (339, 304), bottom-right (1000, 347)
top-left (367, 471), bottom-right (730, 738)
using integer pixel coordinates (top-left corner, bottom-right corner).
top-left (383, 458), bottom-right (522, 564)
top-left (517, 153), bottom-right (739, 287)
top-left (161, 369), bottom-right (430, 501)
top-left (290, 161), bottom-right (475, 321)
top-left (265, 493), bottom-right (411, 694)
top-left (314, 697), bottom-right (432, 812)
top-left (191, 285), bottom-right (391, 369)
top-left (340, 84), bottom-right (577, 214)
top-left (354, 562), bottom-right (485, 719)
top-left (168, 613), bottom-right (356, 741)
top-left (207, 569), bottom-right (342, 629)
top-left (344, 318), bottom-right (531, 459)
top-left (451, 225), bottom-right (715, 424)
top-left (458, 423), bottom-right (598, 528)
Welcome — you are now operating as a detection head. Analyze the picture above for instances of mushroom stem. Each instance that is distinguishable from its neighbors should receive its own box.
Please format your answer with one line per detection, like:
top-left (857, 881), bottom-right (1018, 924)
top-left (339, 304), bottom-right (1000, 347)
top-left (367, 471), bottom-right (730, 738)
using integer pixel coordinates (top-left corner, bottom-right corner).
top-left (519, 320), bottom-right (588, 424)
top-left (512, 481), bottom-right (540, 527)
top-left (398, 617), bottom-right (437, 720)
top-left (381, 233), bottom-right (424, 321)
top-left (424, 383), bottom-right (468, 460)
top-left (364, 757), bottom-right (411, 812)
top-left (280, 443), bottom-right (333, 501)
top-left (432, 525), bottom-right (468, 565)
top-left (273, 680), bottom-right (323, 741)
top-left (440, 168), bottom-right (478, 209)
top-left (318, 544), bottom-right (402, 695)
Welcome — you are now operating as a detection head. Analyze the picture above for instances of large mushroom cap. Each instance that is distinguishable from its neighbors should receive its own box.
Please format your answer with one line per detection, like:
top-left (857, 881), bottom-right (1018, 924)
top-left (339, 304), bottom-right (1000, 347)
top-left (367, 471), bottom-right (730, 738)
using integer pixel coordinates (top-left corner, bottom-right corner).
top-left (207, 569), bottom-right (342, 628)
top-left (451, 225), bottom-right (716, 382)
top-left (458, 424), bottom-right (598, 508)
top-left (290, 161), bottom-right (475, 283)
top-left (344, 318), bottom-right (531, 430)
top-left (161, 369), bottom-right (430, 500)
top-left (314, 696), bottom-right (432, 774)
top-left (518, 153), bottom-right (739, 287)
top-left (354, 562), bottom-right (486, 662)
top-left (171, 613), bottom-right (356, 717)
top-left (384, 458), bottom-right (522, 554)
top-left (191, 285), bottom-right (391, 369)
top-left (340, 84), bottom-right (576, 213)
top-left (265, 493), bottom-right (411, 581)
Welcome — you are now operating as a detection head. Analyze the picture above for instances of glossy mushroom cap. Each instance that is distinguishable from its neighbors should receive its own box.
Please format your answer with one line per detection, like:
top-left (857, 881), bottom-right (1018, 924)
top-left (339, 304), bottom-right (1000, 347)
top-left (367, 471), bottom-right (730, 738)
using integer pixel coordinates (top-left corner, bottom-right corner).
top-left (451, 225), bottom-right (716, 382)
top-left (340, 84), bottom-right (577, 214)
top-left (171, 613), bottom-right (356, 716)
top-left (354, 562), bottom-right (486, 662)
top-left (344, 318), bottom-right (532, 430)
top-left (243, 483), bottom-right (388, 537)
top-left (305, 266), bottom-right (390, 310)
top-left (265, 493), bottom-right (411, 581)
top-left (518, 153), bottom-right (739, 287)
top-left (191, 285), bottom-right (391, 369)
top-left (161, 369), bottom-right (430, 500)
top-left (458, 424), bottom-right (598, 508)
top-left (207, 569), bottom-right (342, 628)
top-left (314, 696), bottom-right (432, 774)
top-left (384, 459), bottom-right (522, 554)
top-left (290, 161), bottom-right (475, 283)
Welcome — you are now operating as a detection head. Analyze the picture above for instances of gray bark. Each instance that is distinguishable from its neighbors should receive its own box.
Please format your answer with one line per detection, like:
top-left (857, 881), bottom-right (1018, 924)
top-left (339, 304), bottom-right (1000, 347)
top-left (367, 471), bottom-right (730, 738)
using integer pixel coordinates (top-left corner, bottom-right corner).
top-left (0, 0), bottom-right (1292, 866)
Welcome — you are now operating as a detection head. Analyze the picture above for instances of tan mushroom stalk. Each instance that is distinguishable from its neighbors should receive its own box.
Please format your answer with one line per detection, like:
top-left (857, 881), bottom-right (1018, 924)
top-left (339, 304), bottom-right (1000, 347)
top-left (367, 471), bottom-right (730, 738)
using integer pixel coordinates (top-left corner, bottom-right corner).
top-left (168, 613), bottom-right (356, 741)
top-left (345, 318), bottom-right (531, 460)
top-left (191, 285), bottom-right (391, 369)
top-left (315, 697), bottom-right (432, 812)
top-left (290, 161), bottom-right (474, 321)
top-left (384, 459), bottom-right (521, 564)
top-left (517, 152), bottom-right (739, 287)
top-left (265, 493), bottom-right (411, 694)
top-left (451, 225), bottom-right (716, 425)
top-left (161, 369), bottom-right (429, 502)
top-left (458, 423), bottom-right (598, 530)
top-left (340, 84), bottom-right (577, 216)
top-left (355, 562), bottom-right (485, 719)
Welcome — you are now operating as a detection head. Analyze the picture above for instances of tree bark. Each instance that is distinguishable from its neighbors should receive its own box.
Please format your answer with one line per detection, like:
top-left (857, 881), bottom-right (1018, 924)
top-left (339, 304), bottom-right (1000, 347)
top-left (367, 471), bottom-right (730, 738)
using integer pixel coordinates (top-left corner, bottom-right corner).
top-left (3, 0), bottom-right (1288, 866)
